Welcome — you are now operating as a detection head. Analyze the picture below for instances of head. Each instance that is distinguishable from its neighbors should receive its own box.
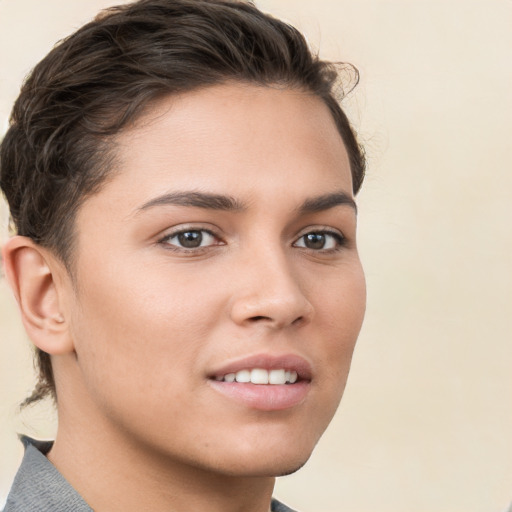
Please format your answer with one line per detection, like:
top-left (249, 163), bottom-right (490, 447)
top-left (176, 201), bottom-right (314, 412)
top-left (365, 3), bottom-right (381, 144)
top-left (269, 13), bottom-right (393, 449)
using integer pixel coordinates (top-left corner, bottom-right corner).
top-left (1, 0), bottom-right (365, 477)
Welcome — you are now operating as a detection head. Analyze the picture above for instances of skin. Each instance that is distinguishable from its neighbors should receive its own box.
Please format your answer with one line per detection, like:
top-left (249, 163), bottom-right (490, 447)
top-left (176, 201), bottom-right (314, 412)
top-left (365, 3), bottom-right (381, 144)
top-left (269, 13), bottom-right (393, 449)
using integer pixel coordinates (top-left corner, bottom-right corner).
top-left (4, 82), bottom-right (366, 512)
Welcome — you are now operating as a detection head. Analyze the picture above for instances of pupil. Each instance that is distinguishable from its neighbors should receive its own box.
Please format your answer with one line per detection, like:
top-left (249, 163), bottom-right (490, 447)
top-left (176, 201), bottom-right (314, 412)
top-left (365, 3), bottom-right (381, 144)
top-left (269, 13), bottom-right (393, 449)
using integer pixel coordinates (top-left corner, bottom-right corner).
top-left (305, 233), bottom-right (325, 249)
top-left (178, 231), bottom-right (202, 248)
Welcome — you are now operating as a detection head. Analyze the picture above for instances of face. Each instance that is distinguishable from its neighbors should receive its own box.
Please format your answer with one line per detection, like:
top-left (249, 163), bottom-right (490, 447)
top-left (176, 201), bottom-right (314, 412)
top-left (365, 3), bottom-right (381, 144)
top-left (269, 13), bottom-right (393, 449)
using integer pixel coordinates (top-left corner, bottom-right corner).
top-left (62, 83), bottom-right (366, 477)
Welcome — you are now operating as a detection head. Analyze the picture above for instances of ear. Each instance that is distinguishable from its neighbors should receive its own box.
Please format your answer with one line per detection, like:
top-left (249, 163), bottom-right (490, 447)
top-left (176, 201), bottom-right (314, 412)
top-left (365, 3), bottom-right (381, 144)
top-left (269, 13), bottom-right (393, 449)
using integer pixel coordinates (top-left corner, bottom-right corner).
top-left (2, 236), bottom-right (74, 355)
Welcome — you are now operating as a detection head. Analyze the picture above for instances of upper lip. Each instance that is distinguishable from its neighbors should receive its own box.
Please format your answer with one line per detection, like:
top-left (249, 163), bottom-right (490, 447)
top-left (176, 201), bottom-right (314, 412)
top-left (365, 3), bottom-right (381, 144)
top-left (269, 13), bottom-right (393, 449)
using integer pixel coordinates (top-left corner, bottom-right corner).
top-left (208, 353), bottom-right (313, 381)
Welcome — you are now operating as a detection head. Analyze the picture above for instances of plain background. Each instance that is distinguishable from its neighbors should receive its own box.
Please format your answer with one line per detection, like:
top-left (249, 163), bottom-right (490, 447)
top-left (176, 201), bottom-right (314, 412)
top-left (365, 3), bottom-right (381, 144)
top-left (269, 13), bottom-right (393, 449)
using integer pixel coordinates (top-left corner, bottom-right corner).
top-left (1, 1), bottom-right (511, 511)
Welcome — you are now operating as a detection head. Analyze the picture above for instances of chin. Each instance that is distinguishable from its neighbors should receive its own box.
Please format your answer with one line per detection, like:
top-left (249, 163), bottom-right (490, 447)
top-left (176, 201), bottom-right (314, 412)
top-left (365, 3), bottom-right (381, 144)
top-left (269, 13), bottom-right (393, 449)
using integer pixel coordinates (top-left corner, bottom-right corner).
top-left (206, 434), bottom-right (317, 478)
top-left (198, 409), bottom-right (334, 477)
top-left (263, 456), bottom-right (310, 478)
top-left (216, 452), bottom-right (312, 478)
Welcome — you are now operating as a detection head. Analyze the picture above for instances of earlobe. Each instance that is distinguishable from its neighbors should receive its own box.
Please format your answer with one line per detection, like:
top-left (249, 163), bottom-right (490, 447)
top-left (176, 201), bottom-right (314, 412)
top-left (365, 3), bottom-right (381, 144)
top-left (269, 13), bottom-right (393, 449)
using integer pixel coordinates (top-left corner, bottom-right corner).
top-left (2, 236), bottom-right (74, 355)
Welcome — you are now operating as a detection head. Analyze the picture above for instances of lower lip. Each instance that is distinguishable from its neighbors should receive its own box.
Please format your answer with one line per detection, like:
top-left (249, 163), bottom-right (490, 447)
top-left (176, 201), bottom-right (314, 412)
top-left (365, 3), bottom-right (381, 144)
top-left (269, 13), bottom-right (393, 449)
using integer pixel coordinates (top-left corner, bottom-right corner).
top-left (207, 380), bottom-right (310, 411)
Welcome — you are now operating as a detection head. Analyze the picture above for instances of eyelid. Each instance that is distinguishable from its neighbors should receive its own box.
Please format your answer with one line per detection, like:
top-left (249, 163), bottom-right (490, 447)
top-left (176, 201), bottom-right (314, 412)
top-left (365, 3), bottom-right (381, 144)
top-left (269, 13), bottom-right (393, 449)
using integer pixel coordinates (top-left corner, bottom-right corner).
top-left (294, 225), bottom-right (345, 240)
top-left (157, 222), bottom-right (221, 238)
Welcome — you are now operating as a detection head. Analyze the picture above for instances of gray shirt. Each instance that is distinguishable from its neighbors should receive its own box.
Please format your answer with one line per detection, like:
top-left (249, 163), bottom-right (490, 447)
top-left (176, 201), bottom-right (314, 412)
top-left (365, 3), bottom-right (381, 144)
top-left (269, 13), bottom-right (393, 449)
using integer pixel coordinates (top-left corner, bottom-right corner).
top-left (4, 437), bottom-right (296, 512)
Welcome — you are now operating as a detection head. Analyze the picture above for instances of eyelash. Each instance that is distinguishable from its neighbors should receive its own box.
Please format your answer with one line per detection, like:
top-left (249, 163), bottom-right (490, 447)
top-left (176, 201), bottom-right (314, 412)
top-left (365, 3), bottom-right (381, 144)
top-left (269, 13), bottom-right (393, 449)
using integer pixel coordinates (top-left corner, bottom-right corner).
top-left (158, 227), bottom-right (347, 253)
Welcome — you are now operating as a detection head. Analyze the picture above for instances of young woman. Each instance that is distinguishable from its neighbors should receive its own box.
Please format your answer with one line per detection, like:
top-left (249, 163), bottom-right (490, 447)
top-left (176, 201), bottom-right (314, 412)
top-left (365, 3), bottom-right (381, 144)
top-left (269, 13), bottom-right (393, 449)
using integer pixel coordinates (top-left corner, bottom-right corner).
top-left (1, 1), bottom-right (366, 510)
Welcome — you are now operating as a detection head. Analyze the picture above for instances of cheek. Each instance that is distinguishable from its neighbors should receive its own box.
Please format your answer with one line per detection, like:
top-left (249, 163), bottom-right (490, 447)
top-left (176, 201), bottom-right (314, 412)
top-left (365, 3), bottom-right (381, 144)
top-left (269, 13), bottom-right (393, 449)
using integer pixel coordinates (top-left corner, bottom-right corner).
top-left (311, 261), bottom-right (366, 398)
top-left (314, 258), bottom-right (366, 341)
top-left (68, 262), bottom-right (225, 405)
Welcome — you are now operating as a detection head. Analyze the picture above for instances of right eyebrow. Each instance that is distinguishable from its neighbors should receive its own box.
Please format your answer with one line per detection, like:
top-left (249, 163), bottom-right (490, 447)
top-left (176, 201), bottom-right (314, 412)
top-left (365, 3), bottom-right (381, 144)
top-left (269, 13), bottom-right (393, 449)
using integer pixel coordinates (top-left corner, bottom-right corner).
top-left (135, 191), bottom-right (247, 214)
top-left (298, 191), bottom-right (357, 215)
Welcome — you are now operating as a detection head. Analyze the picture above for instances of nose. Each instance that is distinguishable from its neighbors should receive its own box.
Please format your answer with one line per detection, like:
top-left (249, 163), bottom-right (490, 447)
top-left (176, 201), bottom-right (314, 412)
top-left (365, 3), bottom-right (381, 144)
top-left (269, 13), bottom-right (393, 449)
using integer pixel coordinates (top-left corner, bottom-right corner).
top-left (229, 247), bottom-right (314, 329)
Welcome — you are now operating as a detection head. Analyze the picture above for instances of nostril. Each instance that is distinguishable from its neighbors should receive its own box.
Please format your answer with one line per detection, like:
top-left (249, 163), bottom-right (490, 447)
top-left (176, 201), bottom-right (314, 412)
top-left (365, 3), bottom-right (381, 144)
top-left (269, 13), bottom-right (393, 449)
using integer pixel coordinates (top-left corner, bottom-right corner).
top-left (249, 315), bottom-right (270, 322)
top-left (247, 315), bottom-right (305, 326)
top-left (291, 316), bottom-right (303, 326)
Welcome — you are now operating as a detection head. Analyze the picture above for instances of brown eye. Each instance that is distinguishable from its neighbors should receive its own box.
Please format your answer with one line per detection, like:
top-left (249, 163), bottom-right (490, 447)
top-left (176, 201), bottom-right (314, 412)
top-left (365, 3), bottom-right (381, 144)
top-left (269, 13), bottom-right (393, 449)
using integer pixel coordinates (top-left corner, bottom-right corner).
top-left (304, 233), bottom-right (326, 249)
top-left (162, 229), bottom-right (218, 250)
top-left (177, 231), bottom-right (203, 248)
top-left (294, 231), bottom-right (344, 251)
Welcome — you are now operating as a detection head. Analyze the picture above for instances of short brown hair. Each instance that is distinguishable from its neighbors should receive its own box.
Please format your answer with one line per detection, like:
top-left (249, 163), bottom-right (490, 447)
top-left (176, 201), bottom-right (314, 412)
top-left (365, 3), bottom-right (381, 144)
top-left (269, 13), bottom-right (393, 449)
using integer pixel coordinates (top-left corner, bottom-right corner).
top-left (0, 0), bottom-right (365, 405)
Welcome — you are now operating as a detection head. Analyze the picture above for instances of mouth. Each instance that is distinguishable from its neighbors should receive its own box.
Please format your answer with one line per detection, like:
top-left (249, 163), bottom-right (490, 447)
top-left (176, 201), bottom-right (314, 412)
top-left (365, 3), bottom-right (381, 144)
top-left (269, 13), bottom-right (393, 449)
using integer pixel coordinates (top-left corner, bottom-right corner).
top-left (207, 354), bottom-right (312, 411)
top-left (212, 368), bottom-right (298, 385)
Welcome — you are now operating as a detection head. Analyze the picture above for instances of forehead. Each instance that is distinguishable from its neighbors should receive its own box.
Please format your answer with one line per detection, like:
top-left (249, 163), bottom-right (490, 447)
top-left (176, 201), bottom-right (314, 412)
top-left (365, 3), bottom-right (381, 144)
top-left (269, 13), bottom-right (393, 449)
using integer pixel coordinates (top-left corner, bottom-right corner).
top-left (78, 82), bottom-right (353, 222)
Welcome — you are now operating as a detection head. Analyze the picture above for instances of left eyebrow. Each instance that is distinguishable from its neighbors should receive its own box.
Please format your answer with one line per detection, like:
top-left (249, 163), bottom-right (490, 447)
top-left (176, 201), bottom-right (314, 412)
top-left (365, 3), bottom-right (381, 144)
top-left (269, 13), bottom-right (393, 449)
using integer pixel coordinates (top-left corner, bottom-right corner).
top-left (136, 191), bottom-right (247, 213)
top-left (298, 192), bottom-right (357, 214)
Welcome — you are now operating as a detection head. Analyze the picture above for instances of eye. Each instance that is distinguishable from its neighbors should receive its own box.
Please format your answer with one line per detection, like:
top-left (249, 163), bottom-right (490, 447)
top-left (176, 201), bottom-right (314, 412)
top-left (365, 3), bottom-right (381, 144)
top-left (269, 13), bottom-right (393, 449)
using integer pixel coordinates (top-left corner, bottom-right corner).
top-left (294, 231), bottom-right (345, 251)
top-left (160, 229), bottom-right (220, 250)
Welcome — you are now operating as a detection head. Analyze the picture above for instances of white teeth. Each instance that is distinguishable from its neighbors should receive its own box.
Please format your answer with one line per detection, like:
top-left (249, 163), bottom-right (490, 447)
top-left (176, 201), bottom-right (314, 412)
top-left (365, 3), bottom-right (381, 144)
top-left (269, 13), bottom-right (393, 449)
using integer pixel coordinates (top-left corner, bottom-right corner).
top-left (235, 369), bottom-right (250, 383)
top-left (251, 368), bottom-right (269, 384)
top-left (215, 368), bottom-right (299, 384)
top-left (269, 369), bottom-right (286, 385)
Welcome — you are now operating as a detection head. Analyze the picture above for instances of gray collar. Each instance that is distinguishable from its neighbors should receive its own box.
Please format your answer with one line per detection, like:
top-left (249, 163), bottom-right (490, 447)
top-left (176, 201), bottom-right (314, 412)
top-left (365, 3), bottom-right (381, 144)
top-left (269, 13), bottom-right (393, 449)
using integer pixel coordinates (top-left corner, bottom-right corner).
top-left (3, 436), bottom-right (92, 511)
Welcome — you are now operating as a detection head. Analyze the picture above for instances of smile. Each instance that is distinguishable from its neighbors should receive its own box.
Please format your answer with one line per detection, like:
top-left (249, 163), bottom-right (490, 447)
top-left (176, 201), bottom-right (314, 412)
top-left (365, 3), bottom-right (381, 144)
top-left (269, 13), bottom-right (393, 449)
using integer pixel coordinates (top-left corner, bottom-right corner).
top-left (207, 354), bottom-right (312, 410)
top-left (213, 368), bottom-right (298, 385)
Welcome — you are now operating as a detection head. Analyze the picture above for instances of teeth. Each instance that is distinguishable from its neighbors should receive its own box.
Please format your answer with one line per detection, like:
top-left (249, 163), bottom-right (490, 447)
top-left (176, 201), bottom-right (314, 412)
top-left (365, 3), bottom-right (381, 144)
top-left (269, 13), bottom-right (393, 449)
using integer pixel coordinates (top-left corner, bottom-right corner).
top-left (269, 369), bottom-right (286, 385)
top-left (251, 368), bottom-right (268, 384)
top-left (235, 369), bottom-right (250, 383)
top-left (215, 368), bottom-right (299, 384)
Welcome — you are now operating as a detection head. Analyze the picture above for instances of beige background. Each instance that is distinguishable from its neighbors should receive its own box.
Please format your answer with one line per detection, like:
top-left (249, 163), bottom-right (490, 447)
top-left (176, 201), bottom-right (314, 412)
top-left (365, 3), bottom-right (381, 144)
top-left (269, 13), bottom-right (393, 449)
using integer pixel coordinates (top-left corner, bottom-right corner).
top-left (1, 1), bottom-right (511, 511)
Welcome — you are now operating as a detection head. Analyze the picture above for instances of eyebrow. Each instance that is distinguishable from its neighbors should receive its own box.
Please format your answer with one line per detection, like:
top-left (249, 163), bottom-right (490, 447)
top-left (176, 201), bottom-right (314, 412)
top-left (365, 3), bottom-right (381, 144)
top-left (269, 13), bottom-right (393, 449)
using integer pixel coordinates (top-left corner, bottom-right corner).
top-left (298, 192), bottom-right (357, 214)
top-left (136, 190), bottom-right (356, 214)
top-left (137, 191), bottom-right (246, 213)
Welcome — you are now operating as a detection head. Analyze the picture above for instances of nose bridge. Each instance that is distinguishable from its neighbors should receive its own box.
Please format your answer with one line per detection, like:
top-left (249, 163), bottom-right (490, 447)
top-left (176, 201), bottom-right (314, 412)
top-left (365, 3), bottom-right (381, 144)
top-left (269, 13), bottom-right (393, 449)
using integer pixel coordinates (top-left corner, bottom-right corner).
top-left (229, 238), bottom-right (313, 328)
